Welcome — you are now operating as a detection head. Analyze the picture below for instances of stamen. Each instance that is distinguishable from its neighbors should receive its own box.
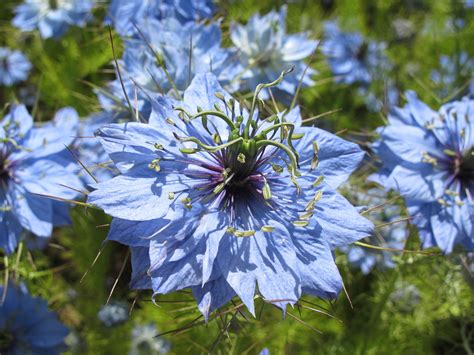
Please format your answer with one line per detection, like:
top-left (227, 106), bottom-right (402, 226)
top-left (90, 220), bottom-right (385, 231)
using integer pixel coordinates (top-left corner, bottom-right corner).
top-left (262, 182), bottom-right (272, 200)
top-left (312, 176), bottom-right (324, 187)
top-left (148, 158), bottom-right (161, 172)
top-left (422, 152), bottom-right (437, 166)
top-left (261, 225), bottom-right (274, 232)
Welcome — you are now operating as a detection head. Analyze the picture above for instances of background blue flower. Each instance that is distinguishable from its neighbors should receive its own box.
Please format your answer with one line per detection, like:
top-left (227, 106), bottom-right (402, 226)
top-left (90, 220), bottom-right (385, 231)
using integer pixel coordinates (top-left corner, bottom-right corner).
top-left (99, 16), bottom-right (241, 123)
top-left (98, 302), bottom-right (129, 327)
top-left (322, 21), bottom-right (390, 86)
top-left (107, 0), bottom-right (215, 36)
top-left (430, 52), bottom-right (474, 98)
top-left (13, 0), bottom-right (94, 39)
top-left (371, 92), bottom-right (474, 253)
top-left (0, 283), bottom-right (69, 354)
top-left (0, 105), bottom-right (83, 254)
top-left (130, 323), bottom-right (170, 355)
top-left (0, 47), bottom-right (31, 87)
top-left (230, 6), bottom-right (318, 100)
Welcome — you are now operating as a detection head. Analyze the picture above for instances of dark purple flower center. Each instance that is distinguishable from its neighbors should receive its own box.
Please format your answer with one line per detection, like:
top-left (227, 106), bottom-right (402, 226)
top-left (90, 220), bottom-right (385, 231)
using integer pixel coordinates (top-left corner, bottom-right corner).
top-left (356, 43), bottom-right (368, 61)
top-left (0, 159), bottom-right (9, 185)
top-left (456, 147), bottom-right (474, 184)
top-left (0, 331), bottom-right (14, 352)
top-left (49, 0), bottom-right (59, 10)
top-left (186, 144), bottom-right (273, 214)
top-left (0, 58), bottom-right (6, 71)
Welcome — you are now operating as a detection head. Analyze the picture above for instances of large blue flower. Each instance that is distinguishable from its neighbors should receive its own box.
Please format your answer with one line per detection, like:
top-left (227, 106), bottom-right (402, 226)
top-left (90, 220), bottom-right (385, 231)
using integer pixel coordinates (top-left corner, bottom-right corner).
top-left (88, 73), bottom-right (373, 318)
top-left (371, 91), bottom-right (474, 253)
top-left (0, 48), bottom-right (32, 87)
top-left (0, 283), bottom-right (69, 354)
top-left (107, 0), bottom-right (215, 36)
top-left (230, 6), bottom-right (318, 100)
top-left (12, 0), bottom-right (94, 39)
top-left (322, 22), bottom-right (390, 86)
top-left (0, 105), bottom-right (83, 254)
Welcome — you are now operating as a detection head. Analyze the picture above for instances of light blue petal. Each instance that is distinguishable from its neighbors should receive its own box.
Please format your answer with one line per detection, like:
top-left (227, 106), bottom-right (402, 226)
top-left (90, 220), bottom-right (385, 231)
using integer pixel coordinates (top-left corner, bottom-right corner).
top-left (314, 185), bottom-right (373, 249)
top-left (192, 277), bottom-right (236, 321)
top-left (11, 185), bottom-right (53, 237)
top-left (88, 173), bottom-right (191, 221)
top-left (293, 236), bottom-right (343, 297)
top-left (295, 126), bottom-right (365, 189)
top-left (130, 246), bottom-right (152, 289)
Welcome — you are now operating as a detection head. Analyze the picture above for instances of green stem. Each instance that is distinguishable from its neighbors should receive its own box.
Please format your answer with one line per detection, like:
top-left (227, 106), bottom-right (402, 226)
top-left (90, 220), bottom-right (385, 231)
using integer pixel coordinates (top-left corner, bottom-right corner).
top-left (190, 111), bottom-right (236, 130)
top-left (245, 67), bottom-right (294, 139)
top-left (259, 122), bottom-right (295, 136)
top-left (177, 136), bottom-right (243, 153)
top-left (259, 122), bottom-right (299, 165)
top-left (256, 140), bottom-right (299, 176)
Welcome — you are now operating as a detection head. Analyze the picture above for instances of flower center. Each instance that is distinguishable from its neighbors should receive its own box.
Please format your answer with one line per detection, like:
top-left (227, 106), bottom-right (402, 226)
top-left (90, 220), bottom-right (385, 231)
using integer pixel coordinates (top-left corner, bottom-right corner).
top-left (356, 43), bottom-right (368, 61)
top-left (0, 331), bottom-right (14, 352)
top-left (137, 340), bottom-right (153, 354)
top-left (150, 69), bottom-right (321, 234)
top-left (0, 162), bottom-right (10, 184)
top-left (0, 156), bottom-right (10, 185)
top-left (49, 0), bottom-right (59, 9)
top-left (457, 147), bottom-right (474, 183)
top-left (0, 57), bottom-right (7, 72)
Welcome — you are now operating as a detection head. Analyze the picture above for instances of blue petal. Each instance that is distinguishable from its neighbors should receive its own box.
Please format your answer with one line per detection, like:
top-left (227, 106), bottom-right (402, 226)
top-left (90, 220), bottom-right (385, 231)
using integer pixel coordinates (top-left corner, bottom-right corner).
top-left (219, 221), bottom-right (301, 315)
top-left (192, 277), bottom-right (236, 321)
top-left (387, 164), bottom-right (444, 202)
top-left (281, 34), bottom-right (318, 61)
top-left (0, 212), bottom-right (23, 254)
top-left (314, 185), bottom-right (373, 249)
top-left (16, 159), bottom-right (82, 200)
top-left (130, 246), bottom-right (152, 289)
top-left (380, 124), bottom-right (439, 164)
top-left (293, 236), bottom-right (343, 297)
top-left (88, 172), bottom-right (193, 221)
top-left (11, 185), bottom-right (53, 237)
top-left (95, 122), bottom-right (177, 173)
top-left (295, 126), bottom-right (365, 189)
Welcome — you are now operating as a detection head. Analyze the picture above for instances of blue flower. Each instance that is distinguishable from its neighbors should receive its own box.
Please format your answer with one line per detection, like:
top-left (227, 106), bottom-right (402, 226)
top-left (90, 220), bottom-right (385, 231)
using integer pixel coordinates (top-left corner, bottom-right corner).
top-left (0, 48), bottom-right (32, 87)
top-left (370, 91), bottom-right (474, 253)
top-left (130, 323), bottom-right (170, 355)
top-left (358, 84), bottom-right (399, 113)
top-left (0, 283), bottom-right (69, 354)
top-left (107, 0), bottom-right (215, 36)
top-left (127, 18), bottom-right (239, 93)
top-left (12, 0), bottom-right (94, 39)
top-left (97, 302), bottom-right (129, 327)
top-left (101, 17), bottom-right (240, 121)
top-left (430, 53), bottom-right (474, 98)
top-left (322, 22), bottom-right (390, 86)
top-left (389, 281), bottom-right (421, 312)
top-left (230, 6), bottom-right (318, 100)
top-left (0, 105), bottom-right (83, 254)
top-left (341, 188), bottom-right (407, 274)
top-left (88, 73), bottom-right (373, 319)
